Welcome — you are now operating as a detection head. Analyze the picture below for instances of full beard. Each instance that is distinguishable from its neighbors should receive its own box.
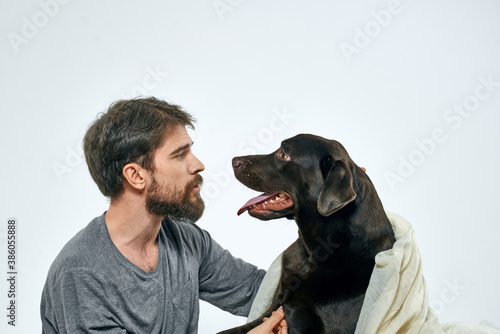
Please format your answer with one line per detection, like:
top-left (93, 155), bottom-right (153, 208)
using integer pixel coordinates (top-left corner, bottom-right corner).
top-left (145, 174), bottom-right (205, 223)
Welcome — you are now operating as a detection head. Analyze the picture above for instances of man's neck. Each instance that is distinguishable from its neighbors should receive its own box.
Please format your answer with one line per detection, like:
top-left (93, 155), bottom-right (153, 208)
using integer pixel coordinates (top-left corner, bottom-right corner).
top-left (104, 193), bottom-right (163, 271)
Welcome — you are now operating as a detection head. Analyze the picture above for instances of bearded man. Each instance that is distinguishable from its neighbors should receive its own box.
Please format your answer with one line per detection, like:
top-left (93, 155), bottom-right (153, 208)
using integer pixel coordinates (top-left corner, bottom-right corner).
top-left (40, 97), bottom-right (287, 334)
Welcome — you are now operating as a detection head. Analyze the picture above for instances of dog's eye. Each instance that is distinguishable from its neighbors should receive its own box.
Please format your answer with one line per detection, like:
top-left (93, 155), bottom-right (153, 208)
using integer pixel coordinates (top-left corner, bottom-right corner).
top-left (277, 148), bottom-right (290, 161)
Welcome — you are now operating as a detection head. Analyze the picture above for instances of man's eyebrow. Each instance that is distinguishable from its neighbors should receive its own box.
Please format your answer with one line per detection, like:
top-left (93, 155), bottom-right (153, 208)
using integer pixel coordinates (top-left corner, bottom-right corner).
top-left (169, 142), bottom-right (193, 156)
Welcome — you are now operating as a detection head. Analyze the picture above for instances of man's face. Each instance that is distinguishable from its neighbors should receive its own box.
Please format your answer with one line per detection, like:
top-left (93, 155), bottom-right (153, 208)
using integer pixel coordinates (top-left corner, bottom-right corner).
top-left (145, 125), bottom-right (205, 223)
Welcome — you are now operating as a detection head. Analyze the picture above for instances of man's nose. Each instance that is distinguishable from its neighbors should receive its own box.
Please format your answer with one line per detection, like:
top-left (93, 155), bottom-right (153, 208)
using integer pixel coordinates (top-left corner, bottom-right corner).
top-left (190, 154), bottom-right (205, 174)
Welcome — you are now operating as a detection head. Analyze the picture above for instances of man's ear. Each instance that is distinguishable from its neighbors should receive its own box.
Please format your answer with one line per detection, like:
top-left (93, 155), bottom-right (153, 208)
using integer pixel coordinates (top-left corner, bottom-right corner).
top-left (122, 163), bottom-right (147, 191)
top-left (317, 159), bottom-right (356, 216)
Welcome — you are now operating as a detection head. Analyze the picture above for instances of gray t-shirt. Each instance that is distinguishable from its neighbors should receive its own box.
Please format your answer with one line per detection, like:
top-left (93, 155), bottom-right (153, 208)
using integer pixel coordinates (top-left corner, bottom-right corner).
top-left (40, 214), bottom-right (265, 333)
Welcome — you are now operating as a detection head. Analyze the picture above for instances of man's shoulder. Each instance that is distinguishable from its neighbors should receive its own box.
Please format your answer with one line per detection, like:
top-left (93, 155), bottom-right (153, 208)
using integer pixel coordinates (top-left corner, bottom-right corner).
top-left (46, 214), bottom-right (111, 285)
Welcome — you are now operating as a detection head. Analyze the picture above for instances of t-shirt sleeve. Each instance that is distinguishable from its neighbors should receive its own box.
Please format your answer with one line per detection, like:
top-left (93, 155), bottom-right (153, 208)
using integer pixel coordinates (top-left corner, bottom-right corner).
top-left (41, 268), bottom-right (128, 334)
top-left (195, 229), bottom-right (266, 317)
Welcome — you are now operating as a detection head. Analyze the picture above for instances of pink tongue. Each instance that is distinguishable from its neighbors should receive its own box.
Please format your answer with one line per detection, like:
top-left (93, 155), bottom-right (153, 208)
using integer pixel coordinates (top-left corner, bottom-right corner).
top-left (237, 192), bottom-right (279, 216)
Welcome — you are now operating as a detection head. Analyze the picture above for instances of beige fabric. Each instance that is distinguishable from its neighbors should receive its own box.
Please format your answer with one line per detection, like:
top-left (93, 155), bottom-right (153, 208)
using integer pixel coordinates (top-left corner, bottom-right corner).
top-left (248, 211), bottom-right (500, 333)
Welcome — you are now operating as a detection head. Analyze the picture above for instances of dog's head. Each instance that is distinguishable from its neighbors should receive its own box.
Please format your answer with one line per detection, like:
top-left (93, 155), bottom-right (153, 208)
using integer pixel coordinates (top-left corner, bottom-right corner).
top-left (233, 134), bottom-right (360, 220)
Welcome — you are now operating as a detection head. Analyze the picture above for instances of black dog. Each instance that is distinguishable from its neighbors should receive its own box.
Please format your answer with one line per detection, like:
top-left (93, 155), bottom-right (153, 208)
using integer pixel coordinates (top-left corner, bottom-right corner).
top-left (218, 134), bottom-right (396, 334)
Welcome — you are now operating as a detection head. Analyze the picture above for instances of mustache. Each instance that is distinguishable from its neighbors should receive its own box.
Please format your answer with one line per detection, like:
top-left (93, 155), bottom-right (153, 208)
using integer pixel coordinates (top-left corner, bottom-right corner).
top-left (187, 174), bottom-right (203, 189)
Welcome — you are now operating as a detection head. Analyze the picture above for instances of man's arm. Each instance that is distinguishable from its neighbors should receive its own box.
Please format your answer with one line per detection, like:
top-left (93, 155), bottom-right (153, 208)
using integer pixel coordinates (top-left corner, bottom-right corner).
top-left (196, 230), bottom-right (266, 316)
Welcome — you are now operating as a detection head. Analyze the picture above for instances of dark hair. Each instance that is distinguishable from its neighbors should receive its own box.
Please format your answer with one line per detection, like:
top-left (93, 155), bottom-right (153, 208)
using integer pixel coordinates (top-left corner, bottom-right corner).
top-left (83, 97), bottom-right (195, 199)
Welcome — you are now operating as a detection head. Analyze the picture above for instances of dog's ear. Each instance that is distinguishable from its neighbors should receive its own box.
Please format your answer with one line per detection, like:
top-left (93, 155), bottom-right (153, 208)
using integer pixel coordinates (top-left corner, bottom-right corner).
top-left (317, 159), bottom-right (356, 216)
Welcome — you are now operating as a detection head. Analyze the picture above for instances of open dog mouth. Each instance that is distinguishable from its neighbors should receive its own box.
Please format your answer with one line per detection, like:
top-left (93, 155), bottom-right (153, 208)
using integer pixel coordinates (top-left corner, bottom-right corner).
top-left (237, 191), bottom-right (294, 216)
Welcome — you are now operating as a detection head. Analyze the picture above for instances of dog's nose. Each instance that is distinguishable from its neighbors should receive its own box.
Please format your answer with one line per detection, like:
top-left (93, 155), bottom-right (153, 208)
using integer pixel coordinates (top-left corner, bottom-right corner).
top-left (232, 157), bottom-right (244, 170)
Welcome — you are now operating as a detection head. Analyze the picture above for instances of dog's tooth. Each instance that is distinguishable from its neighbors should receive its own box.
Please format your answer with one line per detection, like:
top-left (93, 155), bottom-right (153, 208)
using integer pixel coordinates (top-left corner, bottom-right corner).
top-left (279, 193), bottom-right (284, 198)
top-left (275, 196), bottom-right (279, 200)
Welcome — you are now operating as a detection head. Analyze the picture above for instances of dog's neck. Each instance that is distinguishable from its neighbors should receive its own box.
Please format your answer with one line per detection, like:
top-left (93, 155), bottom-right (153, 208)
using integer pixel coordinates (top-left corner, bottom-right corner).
top-left (294, 172), bottom-right (395, 263)
top-left (349, 169), bottom-right (395, 253)
top-left (294, 209), bottom-right (345, 260)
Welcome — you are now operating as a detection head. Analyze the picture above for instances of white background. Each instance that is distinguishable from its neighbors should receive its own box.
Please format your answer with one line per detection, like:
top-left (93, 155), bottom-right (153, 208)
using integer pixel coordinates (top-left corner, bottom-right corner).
top-left (1, 0), bottom-right (499, 333)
